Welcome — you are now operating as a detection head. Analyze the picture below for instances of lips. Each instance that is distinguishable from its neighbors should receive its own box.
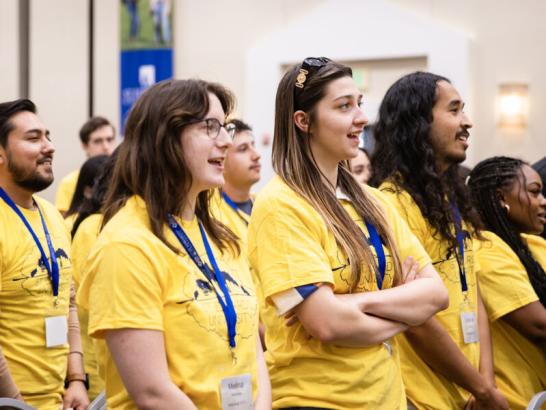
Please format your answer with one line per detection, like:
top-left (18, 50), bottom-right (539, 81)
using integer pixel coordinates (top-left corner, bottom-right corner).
top-left (37, 157), bottom-right (53, 165)
top-left (208, 157), bottom-right (225, 170)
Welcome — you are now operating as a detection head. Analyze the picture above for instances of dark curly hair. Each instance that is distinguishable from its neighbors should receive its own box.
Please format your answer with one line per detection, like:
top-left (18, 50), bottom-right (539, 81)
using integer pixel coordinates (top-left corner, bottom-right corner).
top-left (468, 156), bottom-right (546, 307)
top-left (370, 71), bottom-right (481, 246)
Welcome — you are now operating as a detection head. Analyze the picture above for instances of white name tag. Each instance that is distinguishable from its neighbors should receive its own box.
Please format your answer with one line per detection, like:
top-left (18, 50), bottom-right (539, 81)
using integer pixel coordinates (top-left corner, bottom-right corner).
top-left (45, 316), bottom-right (68, 348)
top-left (220, 374), bottom-right (253, 410)
top-left (460, 311), bottom-right (479, 344)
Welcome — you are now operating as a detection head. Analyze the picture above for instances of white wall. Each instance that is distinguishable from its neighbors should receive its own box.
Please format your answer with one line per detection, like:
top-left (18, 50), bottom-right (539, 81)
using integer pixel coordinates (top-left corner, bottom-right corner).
top-left (0, 0), bottom-right (20, 101)
top-left (30, 0), bottom-right (89, 201)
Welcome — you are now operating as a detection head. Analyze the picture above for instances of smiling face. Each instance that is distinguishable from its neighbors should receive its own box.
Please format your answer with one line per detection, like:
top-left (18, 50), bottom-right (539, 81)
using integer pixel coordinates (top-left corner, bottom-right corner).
top-left (306, 76), bottom-right (368, 168)
top-left (429, 80), bottom-right (473, 172)
top-left (181, 93), bottom-right (233, 197)
top-left (224, 130), bottom-right (261, 190)
top-left (0, 110), bottom-right (55, 192)
top-left (501, 164), bottom-right (546, 234)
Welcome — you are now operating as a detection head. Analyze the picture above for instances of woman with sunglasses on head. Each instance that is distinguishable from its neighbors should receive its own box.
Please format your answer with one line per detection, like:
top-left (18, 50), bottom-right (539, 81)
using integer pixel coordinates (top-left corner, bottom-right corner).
top-left (77, 79), bottom-right (271, 409)
top-left (468, 156), bottom-right (546, 410)
top-left (248, 57), bottom-right (448, 409)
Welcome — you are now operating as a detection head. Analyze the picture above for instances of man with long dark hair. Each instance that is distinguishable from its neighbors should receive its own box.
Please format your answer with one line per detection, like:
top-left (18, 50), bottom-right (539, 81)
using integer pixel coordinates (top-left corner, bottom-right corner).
top-left (371, 72), bottom-right (508, 410)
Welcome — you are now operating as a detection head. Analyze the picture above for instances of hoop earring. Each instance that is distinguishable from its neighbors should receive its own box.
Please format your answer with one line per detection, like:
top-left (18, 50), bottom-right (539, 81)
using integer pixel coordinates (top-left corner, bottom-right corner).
top-left (503, 203), bottom-right (510, 213)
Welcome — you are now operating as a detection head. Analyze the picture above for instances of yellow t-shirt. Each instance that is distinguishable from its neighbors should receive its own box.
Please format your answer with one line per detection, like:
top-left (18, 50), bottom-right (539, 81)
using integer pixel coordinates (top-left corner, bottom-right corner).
top-left (55, 169), bottom-right (79, 213)
top-left (64, 212), bottom-right (78, 235)
top-left (476, 231), bottom-right (546, 410)
top-left (71, 213), bottom-right (103, 400)
top-left (77, 196), bottom-right (259, 410)
top-left (0, 196), bottom-right (72, 410)
top-left (380, 182), bottom-right (480, 410)
top-left (211, 189), bottom-right (251, 245)
top-left (248, 176), bottom-right (431, 409)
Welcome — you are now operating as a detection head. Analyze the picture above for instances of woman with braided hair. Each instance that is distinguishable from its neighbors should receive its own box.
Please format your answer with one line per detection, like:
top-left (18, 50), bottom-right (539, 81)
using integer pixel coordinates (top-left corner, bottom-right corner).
top-left (468, 156), bottom-right (546, 410)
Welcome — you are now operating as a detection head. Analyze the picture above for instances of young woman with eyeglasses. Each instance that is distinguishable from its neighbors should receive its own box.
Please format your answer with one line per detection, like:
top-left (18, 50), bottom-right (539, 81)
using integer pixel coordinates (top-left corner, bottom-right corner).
top-left (247, 57), bottom-right (448, 409)
top-left (77, 79), bottom-right (271, 409)
top-left (468, 156), bottom-right (546, 409)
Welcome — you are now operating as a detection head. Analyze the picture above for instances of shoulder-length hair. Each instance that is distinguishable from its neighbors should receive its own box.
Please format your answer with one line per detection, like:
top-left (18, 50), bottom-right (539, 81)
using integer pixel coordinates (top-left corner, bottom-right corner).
top-left (273, 59), bottom-right (403, 291)
top-left (101, 79), bottom-right (239, 254)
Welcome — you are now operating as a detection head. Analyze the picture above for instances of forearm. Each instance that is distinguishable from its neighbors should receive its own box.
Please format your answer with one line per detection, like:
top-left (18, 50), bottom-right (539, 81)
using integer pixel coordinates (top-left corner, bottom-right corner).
top-left (341, 277), bottom-right (447, 326)
top-left (319, 305), bottom-right (408, 347)
top-left (477, 291), bottom-right (495, 385)
top-left (405, 316), bottom-right (489, 397)
top-left (67, 281), bottom-right (85, 376)
top-left (254, 337), bottom-right (271, 409)
top-left (0, 346), bottom-right (22, 400)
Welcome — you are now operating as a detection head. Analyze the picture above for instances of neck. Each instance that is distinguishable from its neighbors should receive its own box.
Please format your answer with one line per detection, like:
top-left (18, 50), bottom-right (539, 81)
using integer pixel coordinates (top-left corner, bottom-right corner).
top-left (313, 153), bottom-right (339, 190)
top-left (0, 179), bottom-right (35, 209)
top-left (180, 189), bottom-right (198, 221)
top-left (222, 183), bottom-right (251, 203)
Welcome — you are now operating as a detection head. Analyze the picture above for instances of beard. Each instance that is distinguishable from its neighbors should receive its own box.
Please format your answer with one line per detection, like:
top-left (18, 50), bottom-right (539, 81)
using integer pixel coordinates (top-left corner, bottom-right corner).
top-left (7, 152), bottom-right (54, 193)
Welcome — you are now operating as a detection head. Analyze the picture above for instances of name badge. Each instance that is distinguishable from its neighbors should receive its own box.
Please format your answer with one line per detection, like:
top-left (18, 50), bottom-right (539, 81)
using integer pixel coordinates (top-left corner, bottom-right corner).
top-left (460, 311), bottom-right (479, 344)
top-left (220, 374), bottom-right (253, 410)
top-left (45, 316), bottom-right (68, 348)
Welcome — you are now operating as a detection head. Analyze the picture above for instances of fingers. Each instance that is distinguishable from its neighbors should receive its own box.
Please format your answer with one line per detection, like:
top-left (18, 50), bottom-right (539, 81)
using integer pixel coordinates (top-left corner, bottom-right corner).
top-left (402, 256), bottom-right (419, 283)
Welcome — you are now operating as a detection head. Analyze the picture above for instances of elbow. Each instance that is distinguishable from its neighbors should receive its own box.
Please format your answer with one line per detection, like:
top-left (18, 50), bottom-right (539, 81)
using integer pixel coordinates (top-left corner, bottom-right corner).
top-left (131, 386), bottom-right (169, 410)
top-left (407, 282), bottom-right (449, 327)
top-left (306, 322), bottom-right (338, 344)
top-left (435, 283), bottom-right (450, 311)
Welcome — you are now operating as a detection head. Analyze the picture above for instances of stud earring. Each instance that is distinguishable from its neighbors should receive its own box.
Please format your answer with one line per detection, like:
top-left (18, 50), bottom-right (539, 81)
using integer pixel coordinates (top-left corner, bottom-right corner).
top-left (503, 203), bottom-right (510, 213)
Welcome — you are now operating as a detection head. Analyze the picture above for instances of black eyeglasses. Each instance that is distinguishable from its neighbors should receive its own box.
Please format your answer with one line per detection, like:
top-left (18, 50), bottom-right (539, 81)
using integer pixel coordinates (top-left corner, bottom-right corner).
top-left (294, 57), bottom-right (331, 97)
top-left (185, 118), bottom-right (237, 140)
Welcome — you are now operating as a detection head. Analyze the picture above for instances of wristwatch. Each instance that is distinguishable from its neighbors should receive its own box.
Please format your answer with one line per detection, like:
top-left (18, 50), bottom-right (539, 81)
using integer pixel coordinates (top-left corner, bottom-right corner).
top-left (64, 373), bottom-right (89, 390)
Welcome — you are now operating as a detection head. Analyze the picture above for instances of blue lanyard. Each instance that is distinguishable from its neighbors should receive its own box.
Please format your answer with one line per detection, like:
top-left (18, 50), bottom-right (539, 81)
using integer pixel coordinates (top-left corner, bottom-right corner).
top-left (221, 191), bottom-right (250, 225)
top-left (451, 204), bottom-right (468, 293)
top-left (0, 188), bottom-right (60, 297)
top-left (365, 221), bottom-right (386, 290)
top-left (167, 215), bottom-right (238, 349)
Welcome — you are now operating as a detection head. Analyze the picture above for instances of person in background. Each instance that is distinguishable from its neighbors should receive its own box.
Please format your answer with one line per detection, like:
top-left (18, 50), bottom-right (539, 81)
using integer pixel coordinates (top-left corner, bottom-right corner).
top-left (55, 116), bottom-right (116, 215)
top-left (77, 79), bottom-right (271, 409)
top-left (214, 118), bottom-right (261, 240)
top-left (532, 156), bottom-right (546, 239)
top-left (249, 57), bottom-right (448, 409)
top-left (468, 156), bottom-right (546, 410)
top-left (0, 99), bottom-right (88, 409)
top-left (63, 154), bottom-right (108, 233)
top-left (350, 147), bottom-right (372, 184)
top-left (372, 71), bottom-right (508, 410)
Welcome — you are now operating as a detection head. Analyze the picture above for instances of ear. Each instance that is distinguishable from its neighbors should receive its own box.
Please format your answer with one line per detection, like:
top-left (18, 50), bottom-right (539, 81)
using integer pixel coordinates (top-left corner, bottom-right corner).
top-left (81, 142), bottom-right (90, 156)
top-left (293, 110), bottom-right (310, 134)
top-left (495, 188), bottom-right (506, 206)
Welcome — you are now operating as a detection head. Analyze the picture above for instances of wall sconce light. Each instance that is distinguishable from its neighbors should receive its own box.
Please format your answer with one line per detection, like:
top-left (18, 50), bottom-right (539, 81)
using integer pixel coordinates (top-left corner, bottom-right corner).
top-left (497, 83), bottom-right (529, 128)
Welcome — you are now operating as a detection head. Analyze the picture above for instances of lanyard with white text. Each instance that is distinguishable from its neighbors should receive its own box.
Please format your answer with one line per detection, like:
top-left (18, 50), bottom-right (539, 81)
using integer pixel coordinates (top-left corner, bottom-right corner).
top-left (168, 215), bottom-right (238, 352)
top-left (452, 204), bottom-right (468, 293)
top-left (365, 221), bottom-right (386, 290)
top-left (0, 187), bottom-right (60, 297)
top-left (221, 191), bottom-right (250, 226)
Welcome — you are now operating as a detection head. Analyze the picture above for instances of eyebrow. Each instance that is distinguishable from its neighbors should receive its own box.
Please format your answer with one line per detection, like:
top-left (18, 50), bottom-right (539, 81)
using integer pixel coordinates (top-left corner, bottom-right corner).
top-left (24, 128), bottom-right (50, 137)
top-left (448, 99), bottom-right (464, 109)
top-left (528, 181), bottom-right (542, 188)
top-left (333, 94), bottom-right (363, 102)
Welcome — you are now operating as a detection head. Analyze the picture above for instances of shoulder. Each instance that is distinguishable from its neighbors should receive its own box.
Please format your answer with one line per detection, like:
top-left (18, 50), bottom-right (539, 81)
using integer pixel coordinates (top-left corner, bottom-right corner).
top-left (60, 169), bottom-right (80, 185)
top-left (34, 196), bottom-right (67, 227)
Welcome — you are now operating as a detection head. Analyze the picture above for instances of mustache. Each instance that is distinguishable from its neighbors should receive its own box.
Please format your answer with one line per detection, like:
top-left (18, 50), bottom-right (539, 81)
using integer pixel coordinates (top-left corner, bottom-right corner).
top-left (36, 156), bottom-right (53, 164)
top-left (457, 129), bottom-right (470, 138)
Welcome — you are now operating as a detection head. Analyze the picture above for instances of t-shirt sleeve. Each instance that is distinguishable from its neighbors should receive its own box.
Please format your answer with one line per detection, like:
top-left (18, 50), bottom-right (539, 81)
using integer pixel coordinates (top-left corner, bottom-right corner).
top-left (477, 234), bottom-right (539, 321)
top-left (82, 240), bottom-right (165, 338)
top-left (372, 188), bottom-right (432, 271)
top-left (249, 201), bottom-right (334, 304)
top-left (270, 283), bottom-right (320, 316)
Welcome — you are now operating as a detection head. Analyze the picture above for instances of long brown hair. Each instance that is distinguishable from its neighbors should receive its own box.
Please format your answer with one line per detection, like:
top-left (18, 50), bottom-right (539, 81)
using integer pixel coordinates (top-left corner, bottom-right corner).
top-left (273, 60), bottom-right (403, 290)
top-left (102, 79), bottom-right (239, 254)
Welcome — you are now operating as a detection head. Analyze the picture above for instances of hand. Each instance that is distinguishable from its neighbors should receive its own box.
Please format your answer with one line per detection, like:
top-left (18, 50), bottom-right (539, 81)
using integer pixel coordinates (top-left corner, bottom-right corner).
top-left (472, 385), bottom-right (508, 410)
top-left (63, 381), bottom-right (90, 410)
top-left (402, 256), bottom-right (419, 284)
top-left (284, 309), bottom-right (298, 327)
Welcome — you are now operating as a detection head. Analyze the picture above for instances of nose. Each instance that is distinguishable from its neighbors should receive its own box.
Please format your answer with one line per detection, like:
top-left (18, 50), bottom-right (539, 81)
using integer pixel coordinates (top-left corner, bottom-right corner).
top-left (539, 192), bottom-right (546, 207)
top-left (355, 106), bottom-right (368, 128)
top-left (216, 127), bottom-right (233, 149)
top-left (42, 135), bottom-right (55, 155)
top-left (462, 111), bottom-right (473, 129)
top-left (251, 146), bottom-right (261, 161)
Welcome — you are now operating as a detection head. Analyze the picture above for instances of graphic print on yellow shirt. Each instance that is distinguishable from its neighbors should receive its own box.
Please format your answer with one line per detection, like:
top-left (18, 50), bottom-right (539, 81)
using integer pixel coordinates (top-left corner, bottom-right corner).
top-left (380, 181), bottom-right (480, 410)
top-left (248, 176), bottom-right (431, 409)
top-left (476, 231), bottom-right (546, 410)
top-left (77, 196), bottom-right (258, 410)
top-left (0, 196), bottom-right (72, 410)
